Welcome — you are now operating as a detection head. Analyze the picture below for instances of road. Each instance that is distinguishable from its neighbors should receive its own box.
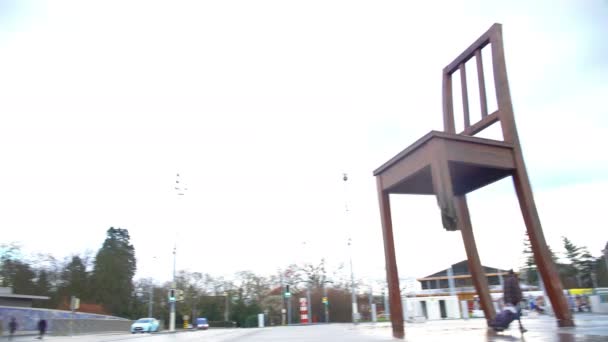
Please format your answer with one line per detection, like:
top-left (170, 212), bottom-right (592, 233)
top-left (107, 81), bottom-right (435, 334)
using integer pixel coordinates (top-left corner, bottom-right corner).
top-left (8, 314), bottom-right (608, 341)
top-left (9, 325), bottom-right (394, 342)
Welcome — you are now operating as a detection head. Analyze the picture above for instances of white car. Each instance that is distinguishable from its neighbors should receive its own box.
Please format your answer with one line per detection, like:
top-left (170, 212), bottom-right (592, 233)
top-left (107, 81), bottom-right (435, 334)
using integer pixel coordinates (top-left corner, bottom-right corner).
top-left (131, 318), bottom-right (160, 333)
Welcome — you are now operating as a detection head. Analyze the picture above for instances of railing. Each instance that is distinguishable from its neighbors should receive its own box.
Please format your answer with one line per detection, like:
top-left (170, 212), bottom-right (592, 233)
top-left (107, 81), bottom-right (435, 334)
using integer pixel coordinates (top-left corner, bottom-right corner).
top-left (410, 285), bottom-right (504, 296)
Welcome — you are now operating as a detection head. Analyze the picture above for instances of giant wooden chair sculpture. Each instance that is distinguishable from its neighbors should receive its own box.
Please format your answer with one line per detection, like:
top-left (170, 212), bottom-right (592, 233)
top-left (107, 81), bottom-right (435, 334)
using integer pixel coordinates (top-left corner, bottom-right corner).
top-left (374, 23), bottom-right (574, 339)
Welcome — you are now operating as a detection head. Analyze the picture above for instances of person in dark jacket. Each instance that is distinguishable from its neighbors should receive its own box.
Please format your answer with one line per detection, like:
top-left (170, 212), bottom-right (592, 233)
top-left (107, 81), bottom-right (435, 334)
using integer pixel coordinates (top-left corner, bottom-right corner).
top-left (8, 317), bottom-right (17, 340)
top-left (496, 270), bottom-right (527, 333)
top-left (37, 318), bottom-right (47, 339)
top-left (503, 269), bottom-right (523, 306)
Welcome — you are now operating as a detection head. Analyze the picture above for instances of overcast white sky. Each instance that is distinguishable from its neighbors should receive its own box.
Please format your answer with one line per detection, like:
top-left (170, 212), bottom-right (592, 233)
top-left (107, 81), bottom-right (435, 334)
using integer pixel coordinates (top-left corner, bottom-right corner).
top-left (1, 0), bottom-right (607, 288)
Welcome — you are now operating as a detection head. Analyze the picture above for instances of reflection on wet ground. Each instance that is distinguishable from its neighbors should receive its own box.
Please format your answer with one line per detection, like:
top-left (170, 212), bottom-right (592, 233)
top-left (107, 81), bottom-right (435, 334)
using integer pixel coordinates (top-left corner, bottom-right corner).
top-left (352, 313), bottom-right (608, 341)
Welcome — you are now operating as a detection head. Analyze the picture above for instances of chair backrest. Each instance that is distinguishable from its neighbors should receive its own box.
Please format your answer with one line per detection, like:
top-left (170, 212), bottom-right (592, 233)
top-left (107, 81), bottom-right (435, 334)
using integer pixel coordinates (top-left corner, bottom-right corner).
top-left (442, 23), bottom-right (516, 143)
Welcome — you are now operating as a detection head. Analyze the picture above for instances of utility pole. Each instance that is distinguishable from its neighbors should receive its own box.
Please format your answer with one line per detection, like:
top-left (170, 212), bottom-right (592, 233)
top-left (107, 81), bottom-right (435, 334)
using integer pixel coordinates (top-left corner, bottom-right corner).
top-left (342, 173), bottom-right (359, 323)
top-left (287, 284), bottom-right (292, 325)
top-left (224, 292), bottom-right (230, 322)
top-left (279, 270), bottom-right (286, 325)
top-left (148, 284), bottom-right (154, 318)
top-left (323, 281), bottom-right (329, 323)
top-left (306, 283), bottom-right (312, 324)
top-left (369, 285), bottom-right (376, 322)
top-left (349, 239), bottom-right (358, 323)
top-left (344, 173), bottom-right (358, 323)
top-left (447, 266), bottom-right (456, 296)
top-left (170, 245), bottom-right (176, 332)
top-left (170, 173), bottom-right (187, 332)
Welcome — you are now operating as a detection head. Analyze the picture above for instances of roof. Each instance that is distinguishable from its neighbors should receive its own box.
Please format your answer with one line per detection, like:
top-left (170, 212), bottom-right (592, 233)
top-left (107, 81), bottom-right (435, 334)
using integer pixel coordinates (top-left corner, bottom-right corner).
top-left (0, 294), bottom-right (50, 300)
top-left (419, 260), bottom-right (510, 280)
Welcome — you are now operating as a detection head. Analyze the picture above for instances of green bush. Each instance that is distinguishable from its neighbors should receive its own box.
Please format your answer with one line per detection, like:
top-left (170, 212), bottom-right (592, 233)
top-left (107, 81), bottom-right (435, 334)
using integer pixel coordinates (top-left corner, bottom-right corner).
top-left (244, 315), bottom-right (258, 328)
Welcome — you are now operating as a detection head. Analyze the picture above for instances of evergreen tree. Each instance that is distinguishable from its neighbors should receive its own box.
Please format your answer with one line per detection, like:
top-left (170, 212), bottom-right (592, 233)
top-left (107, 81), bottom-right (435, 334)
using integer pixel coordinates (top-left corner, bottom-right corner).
top-left (91, 227), bottom-right (137, 317)
top-left (578, 247), bottom-right (596, 288)
top-left (5, 259), bottom-right (37, 294)
top-left (562, 237), bottom-right (583, 287)
top-left (61, 255), bottom-right (89, 300)
top-left (563, 237), bottom-right (581, 263)
top-left (36, 270), bottom-right (51, 296)
top-left (521, 232), bottom-right (537, 285)
top-left (520, 233), bottom-right (562, 286)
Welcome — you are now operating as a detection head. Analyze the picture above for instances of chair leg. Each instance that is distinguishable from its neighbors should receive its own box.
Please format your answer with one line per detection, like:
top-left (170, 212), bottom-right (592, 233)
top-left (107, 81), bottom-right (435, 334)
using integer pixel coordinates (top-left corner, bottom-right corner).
top-left (377, 178), bottom-right (405, 339)
top-left (455, 195), bottom-right (496, 325)
top-left (511, 170), bottom-right (574, 327)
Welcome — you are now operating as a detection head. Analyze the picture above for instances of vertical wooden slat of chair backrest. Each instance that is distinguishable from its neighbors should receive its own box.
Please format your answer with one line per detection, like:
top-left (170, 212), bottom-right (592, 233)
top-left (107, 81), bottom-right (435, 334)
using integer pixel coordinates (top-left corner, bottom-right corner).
top-left (442, 71), bottom-right (456, 133)
top-left (475, 49), bottom-right (488, 118)
top-left (459, 63), bottom-right (470, 129)
top-left (490, 24), bottom-right (515, 143)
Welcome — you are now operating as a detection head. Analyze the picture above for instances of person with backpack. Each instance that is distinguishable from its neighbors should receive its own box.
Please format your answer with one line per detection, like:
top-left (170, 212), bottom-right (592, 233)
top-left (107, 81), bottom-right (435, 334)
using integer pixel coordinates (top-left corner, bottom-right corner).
top-left (491, 270), bottom-right (527, 333)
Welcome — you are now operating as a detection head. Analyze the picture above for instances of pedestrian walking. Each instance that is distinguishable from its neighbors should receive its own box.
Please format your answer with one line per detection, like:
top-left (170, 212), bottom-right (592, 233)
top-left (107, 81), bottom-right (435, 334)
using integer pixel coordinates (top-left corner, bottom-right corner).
top-left (37, 318), bottom-right (47, 339)
top-left (503, 269), bottom-right (526, 332)
top-left (8, 317), bottom-right (17, 340)
top-left (491, 270), bottom-right (526, 333)
top-left (503, 269), bottom-right (523, 307)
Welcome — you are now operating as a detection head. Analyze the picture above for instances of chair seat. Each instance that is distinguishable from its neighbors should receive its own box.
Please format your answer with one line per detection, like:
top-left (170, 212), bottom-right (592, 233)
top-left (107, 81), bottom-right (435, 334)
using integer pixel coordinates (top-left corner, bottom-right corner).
top-left (374, 131), bottom-right (515, 196)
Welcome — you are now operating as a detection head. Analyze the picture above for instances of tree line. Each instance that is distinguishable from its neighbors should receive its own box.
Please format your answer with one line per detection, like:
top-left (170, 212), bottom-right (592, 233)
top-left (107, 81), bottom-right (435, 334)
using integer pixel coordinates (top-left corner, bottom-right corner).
top-left (1, 227), bottom-right (383, 327)
top-left (5, 227), bottom-right (604, 327)
top-left (520, 233), bottom-right (608, 289)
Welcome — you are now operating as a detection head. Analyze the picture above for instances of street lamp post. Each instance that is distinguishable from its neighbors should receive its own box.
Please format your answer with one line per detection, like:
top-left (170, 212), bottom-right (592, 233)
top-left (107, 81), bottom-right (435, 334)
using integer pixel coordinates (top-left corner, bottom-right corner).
top-left (287, 294), bottom-right (292, 325)
top-left (148, 285), bottom-right (154, 318)
top-left (307, 283), bottom-right (312, 324)
top-left (224, 292), bottom-right (230, 322)
top-left (323, 282), bottom-right (329, 323)
top-left (279, 270), bottom-right (286, 325)
top-left (321, 276), bottom-right (332, 323)
top-left (343, 173), bottom-right (358, 324)
top-left (148, 256), bottom-right (158, 318)
top-left (348, 238), bottom-right (358, 323)
top-left (170, 245), bottom-right (176, 332)
top-left (170, 173), bottom-right (187, 332)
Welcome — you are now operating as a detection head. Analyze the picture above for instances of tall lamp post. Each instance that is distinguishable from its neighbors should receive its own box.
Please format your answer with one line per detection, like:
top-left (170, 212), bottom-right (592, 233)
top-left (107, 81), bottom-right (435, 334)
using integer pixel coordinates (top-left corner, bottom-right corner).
top-left (170, 173), bottom-right (188, 332)
top-left (321, 265), bottom-right (333, 323)
top-left (224, 292), bottom-right (230, 322)
top-left (170, 245), bottom-right (176, 332)
top-left (148, 284), bottom-right (154, 318)
top-left (148, 256), bottom-right (157, 318)
top-left (383, 287), bottom-right (390, 320)
top-left (343, 173), bottom-right (358, 323)
top-left (322, 280), bottom-right (331, 323)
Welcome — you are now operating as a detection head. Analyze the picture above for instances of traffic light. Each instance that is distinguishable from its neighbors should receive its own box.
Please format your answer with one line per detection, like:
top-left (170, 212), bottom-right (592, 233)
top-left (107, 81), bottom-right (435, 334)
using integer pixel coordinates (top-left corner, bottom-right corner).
top-left (169, 289), bottom-right (176, 302)
top-left (177, 290), bottom-right (185, 301)
top-left (284, 285), bottom-right (291, 298)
